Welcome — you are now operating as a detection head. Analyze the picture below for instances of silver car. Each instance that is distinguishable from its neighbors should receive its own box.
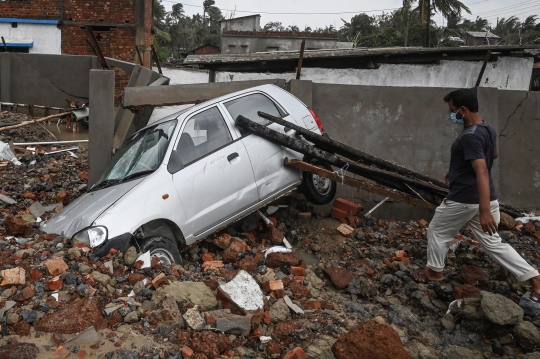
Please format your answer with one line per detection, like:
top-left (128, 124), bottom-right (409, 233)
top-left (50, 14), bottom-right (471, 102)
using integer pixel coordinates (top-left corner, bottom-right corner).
top-left (42, 85), bottom-right (336, 263)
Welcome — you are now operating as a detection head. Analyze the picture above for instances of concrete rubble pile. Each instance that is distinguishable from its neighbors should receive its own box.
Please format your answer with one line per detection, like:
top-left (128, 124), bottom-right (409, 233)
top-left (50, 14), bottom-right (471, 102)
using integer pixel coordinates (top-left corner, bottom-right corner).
top-left (1, 124), bottom-right (540, 358)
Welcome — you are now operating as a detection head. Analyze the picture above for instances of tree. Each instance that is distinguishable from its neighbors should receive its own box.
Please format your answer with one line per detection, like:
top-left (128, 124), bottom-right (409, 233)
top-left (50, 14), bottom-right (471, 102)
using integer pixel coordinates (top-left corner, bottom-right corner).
top-left (263, 22), bottom-right (285, 32)
top-left (403, 0), bottom-right (471, 47)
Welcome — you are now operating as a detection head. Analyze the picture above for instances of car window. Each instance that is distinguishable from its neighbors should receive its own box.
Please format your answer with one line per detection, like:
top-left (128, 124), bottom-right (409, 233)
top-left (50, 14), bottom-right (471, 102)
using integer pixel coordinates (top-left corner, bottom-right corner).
top-left (224, 93), bottom-right (285, 135)
top-left (176, 107), bottom-right (233, 165)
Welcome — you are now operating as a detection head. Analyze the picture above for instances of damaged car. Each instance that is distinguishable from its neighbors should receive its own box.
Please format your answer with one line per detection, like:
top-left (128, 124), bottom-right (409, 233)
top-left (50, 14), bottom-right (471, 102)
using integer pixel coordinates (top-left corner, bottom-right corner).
top-left (41, 84), bottom-right (336, 264)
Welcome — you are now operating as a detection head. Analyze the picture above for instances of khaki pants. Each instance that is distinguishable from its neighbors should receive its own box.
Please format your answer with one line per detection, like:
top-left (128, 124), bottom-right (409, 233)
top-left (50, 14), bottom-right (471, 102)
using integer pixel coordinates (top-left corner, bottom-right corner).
top-left (427, 199), bottom-right (539, 282)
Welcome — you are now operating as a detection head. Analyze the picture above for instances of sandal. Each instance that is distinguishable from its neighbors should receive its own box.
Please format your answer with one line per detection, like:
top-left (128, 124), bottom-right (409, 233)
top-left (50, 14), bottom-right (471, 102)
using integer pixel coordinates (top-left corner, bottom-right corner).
top-left (530, 291), bottom-right (540, 303)
top-left (408, 267), bottom-right (444, 284)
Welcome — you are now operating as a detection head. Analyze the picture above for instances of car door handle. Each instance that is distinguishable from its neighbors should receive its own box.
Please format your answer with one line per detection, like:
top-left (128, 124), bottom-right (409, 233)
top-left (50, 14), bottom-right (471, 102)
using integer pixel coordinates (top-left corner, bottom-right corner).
top-left (227, 152), bottom-right (239, 161)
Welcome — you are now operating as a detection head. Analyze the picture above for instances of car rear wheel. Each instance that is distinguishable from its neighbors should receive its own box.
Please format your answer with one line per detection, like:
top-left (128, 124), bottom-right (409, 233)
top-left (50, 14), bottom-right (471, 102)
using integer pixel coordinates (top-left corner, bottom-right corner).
top-left (138, 236), bottom-right (183, 265)
top-left (301, 159), bottom-right (337, 205)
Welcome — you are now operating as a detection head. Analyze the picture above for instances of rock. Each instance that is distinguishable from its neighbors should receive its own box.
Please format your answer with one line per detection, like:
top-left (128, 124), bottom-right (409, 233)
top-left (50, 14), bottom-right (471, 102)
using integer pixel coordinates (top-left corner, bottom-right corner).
top-left (4, 215), bottom-right (32, 236)
top-left (480, 291), bottom-right (523, 326)
top-left (35, 297), bottom-right (107, 334)
top-left (78, 264), bottom-right (92, 276)
top-left (91, 271), bottom-right (111, 287)
top-left (28, 201), bottom-right (45, 219)
top-left (324, 266), bottom-right (355, 289)
top-left (443, 346), bottom-right (483, 359)
top-left (43, 257), bottom-right (69, 276)
top-left (215, 314), bottom-right (252, 336)
top-left (183, 306), bottom-right (205, 330)
top-left (153, 281), bottom-right (217, 311)
top-left (348, 277), bottom-right (378, 297)
top-left (214, 233), bottom-right (233, 249)
top-left (268, 227), bottom-right (284, 245)
top-left (128, 273), bottom-right (146, 286)
top-left (457, 265), bottom-right (488, 286)
top-left (514, 321), bottom-right (540, 352)
top-left (331, 320), bottom-right (412, 359)
top-left (123, 311), bottom-right (139, 323)
top-left (0, 342), bottom-right (39, 359)
top-left (190, 331), bottom-right (231, 358)
top-left (147, 295), bottom-right (183, 328)
top-left (21, 214), bottom-right (35, 223)
top-left (0, 267), bottom-right (25, 287)
top-left (305, 336), bottom-right (336, 359)
top-left (6, 313), bottom-right (20, 325)
top-left (270, 298), bottom-right (291, 323)
top-left (267, 340), bottom-right (283, 356)
top-left (181, 346), bottom-right (194, 358)
top-left (453, 284), bottom-right (481, 299)
top-left (283, 347), bottom-right (308, 359)
top-left (499, 212), bottom-right (517, 230)
top-left (305, 270), bottom-right (324, 289)
top-left (123, 246), bottom-right (138, 265)
top-left (266, 252), bottom-right (304, 267)
top-left (217, 270), bottom-right (264, 313)
top-left (404, 340), bottom-right (438, 359)
top-left (289, 280), bottom-right (311, 299)
top-left (56, 190), bottom-right (69, 205)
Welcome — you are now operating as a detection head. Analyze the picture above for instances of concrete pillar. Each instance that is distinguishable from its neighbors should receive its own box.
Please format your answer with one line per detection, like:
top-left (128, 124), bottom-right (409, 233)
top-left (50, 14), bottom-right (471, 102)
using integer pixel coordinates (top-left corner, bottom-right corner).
top-left (0, 53), bottom-right (12, 102)
top-left (209, 70), bottom-right (216, 83)
top-left (88, 70), bottom-right (115, 187)
top-left (286, 80), bottom-right (313, 107)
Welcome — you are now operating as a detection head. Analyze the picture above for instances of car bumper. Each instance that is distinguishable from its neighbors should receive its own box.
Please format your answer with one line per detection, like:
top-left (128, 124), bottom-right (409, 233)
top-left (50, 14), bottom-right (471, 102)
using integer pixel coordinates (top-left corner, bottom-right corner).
top-left (94, 232), bottom-right (133, 257)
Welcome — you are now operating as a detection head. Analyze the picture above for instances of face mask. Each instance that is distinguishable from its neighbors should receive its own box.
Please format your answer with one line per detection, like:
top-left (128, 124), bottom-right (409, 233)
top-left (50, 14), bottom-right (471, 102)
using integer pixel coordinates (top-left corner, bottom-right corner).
top-left (450, 108), bottom-right (464, 125)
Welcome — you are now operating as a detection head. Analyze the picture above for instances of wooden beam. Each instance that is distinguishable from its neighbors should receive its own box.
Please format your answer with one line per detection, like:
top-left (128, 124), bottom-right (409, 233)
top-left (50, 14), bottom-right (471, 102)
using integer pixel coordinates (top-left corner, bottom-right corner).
top-left (296, 40), bottom-right (305, 80)
top-left (85, 26), bottom-right (109, 70)
top-left (135, 46), bottom-right (144, 66)
top-left (1, 36), bottom-right (7, 51)
top-left (285, 158), bottom-right (436, 209)
top-left (122, 79), bottom-right (286, 108)
top-left (151, 45), bottom-right (163, 75)
top-left (475, 50), bottom-right (492, 87)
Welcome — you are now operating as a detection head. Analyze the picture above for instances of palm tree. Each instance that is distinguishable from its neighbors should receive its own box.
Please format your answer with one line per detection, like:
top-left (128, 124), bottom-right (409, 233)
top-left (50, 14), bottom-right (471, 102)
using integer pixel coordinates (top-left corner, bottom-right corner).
top-left (170, 3), bottom-right (184, 25)
top-left (403, 0), bottom-right (471, 47)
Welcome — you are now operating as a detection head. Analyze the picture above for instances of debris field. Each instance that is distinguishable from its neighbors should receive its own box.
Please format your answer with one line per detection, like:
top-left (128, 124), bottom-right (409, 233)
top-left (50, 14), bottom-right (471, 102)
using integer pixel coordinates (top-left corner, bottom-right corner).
top-left (1, 114), bottom-right (540, 359)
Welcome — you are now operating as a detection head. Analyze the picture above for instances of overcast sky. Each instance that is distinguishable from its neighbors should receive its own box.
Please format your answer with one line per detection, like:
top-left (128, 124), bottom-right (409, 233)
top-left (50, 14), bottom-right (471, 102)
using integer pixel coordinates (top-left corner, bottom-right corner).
top-left (161, 0), bottom-right (540, 29)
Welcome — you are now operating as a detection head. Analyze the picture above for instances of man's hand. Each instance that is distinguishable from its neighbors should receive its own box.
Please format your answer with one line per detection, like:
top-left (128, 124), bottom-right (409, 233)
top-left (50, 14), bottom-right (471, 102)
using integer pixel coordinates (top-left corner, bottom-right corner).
top-left (479, 210), bottom-right (498, 235)
top-left (444, 171), bottom-right (449, 183)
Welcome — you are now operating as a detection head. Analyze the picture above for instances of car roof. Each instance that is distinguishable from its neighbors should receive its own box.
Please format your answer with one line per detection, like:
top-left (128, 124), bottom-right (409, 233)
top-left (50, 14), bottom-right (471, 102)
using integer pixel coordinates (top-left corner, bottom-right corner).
top-left (145, 84), bottom-right (282, 128)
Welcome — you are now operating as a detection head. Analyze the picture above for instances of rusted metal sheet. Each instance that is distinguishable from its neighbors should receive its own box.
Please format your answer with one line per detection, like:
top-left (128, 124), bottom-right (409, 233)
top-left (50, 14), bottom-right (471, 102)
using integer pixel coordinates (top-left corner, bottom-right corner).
top-left (285, 158), bottom-right (436, 209)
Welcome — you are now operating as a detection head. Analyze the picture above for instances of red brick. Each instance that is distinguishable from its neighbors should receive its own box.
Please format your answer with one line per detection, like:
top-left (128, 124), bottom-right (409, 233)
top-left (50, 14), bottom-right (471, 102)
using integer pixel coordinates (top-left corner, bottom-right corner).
top-left (303, 300), bottom-right (321, 310)
top-left (289, 266), bottom-right (306, 277)
top-left (201, 253), bottom-right (214, 262)
top-left (331, 198), bottom-right (362, 220)
top-left (181, 346), bottom-right (194, 358)
top-left (262, 280), bottom-right (284, 292)
top-left (47, 277), bottom-right (63, 291)
top-left (283, 347), bottom-right (308, 359)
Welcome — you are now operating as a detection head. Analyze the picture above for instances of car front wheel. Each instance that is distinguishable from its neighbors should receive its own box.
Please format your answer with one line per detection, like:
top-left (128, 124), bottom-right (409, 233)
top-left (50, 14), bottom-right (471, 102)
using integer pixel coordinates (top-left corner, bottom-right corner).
top-left (138, 236), bottom-right (183, 265)
top-left (301, 159), bottom-right (337, 205)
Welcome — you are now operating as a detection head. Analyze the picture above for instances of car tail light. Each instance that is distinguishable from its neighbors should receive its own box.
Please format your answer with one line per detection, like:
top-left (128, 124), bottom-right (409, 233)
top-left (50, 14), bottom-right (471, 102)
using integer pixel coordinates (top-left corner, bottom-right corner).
top-left (308, 108), bottom-right (324, 132)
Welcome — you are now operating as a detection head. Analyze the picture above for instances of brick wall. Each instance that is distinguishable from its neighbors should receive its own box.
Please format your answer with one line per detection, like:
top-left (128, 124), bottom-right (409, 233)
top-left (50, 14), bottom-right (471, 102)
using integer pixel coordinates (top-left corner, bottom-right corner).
top-left (0, 0), bottom-right (61, 19)
top-left (63, 0), bottom-right (135, 23)
top-left (143, 0), bottom-right (152, 67)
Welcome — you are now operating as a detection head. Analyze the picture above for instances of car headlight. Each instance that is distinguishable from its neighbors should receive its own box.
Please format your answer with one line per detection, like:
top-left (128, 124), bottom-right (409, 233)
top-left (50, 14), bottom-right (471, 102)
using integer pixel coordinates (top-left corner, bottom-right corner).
top-left (72, 226), bottom-right (108, 248)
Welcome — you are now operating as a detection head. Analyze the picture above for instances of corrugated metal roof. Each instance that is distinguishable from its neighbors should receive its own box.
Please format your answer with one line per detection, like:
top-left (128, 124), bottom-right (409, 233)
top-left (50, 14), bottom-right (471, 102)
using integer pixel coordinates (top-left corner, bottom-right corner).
top-left (466, 31), bottom-right (501, 39)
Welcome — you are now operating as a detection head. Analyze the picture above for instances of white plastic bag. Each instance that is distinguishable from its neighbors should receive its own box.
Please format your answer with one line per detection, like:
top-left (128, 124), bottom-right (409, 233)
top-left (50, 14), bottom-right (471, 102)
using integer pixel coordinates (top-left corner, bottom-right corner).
top-left (0, 141), bottom-right (21, 166)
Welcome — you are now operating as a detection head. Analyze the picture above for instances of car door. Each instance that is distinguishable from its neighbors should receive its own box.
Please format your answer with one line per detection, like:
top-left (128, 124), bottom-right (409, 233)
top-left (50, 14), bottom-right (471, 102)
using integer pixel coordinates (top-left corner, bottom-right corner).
top-left (222, 92), bottom-right (302, 201)
top-left (170, 106), bottom-right (258, 239)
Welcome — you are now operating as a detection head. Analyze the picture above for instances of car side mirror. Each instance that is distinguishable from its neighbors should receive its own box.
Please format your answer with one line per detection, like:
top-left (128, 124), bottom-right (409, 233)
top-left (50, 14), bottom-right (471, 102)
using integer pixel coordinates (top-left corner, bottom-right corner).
top-left (167, 150), bottom-right (185, 174)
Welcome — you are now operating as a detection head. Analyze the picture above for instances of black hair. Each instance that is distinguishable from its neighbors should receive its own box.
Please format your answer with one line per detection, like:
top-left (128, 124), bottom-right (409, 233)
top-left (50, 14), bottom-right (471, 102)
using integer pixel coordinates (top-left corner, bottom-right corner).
top-left (443, 89), bottom-right (479, 112)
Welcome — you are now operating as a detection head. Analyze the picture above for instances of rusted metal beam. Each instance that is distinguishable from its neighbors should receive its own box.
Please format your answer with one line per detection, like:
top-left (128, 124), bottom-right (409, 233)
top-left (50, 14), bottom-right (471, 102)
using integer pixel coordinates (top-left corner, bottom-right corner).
top-left (85, 26), bottom-right (109, 69)
top-left (296, 40), bottom-right (306, 80)
top-left (285, 158), bottom-right (436, 209)
top-left (475, 50), bottom-right (492, 87)
top-left (257, 111), bottom-right (449, 189)
top-left (151, 45), bottom-right (163, 75)
top-left (235, 115), bottom-right (447, 205)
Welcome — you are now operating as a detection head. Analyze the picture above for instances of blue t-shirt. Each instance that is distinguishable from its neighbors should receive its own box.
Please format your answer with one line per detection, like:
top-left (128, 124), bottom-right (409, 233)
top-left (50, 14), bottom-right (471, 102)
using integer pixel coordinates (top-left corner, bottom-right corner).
top-left (446, 121), bottom-right (498, 204)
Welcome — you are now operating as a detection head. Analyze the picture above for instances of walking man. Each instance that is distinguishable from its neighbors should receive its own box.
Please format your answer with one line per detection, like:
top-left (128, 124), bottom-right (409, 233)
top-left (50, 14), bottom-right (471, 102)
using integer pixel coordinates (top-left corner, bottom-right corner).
top-left (416, 89), bottom-right (540, 303)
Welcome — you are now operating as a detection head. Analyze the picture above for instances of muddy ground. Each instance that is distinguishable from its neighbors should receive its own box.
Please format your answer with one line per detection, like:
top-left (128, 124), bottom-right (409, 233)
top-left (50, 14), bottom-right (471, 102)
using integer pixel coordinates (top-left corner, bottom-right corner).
top-left (1, 117), bottom-right (540, 359)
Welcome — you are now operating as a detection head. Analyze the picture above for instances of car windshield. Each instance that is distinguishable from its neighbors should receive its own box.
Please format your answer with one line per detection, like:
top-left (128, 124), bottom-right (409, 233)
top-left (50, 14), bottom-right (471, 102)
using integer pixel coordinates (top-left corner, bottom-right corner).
top-left (92, 120), bottom-right (177, 190)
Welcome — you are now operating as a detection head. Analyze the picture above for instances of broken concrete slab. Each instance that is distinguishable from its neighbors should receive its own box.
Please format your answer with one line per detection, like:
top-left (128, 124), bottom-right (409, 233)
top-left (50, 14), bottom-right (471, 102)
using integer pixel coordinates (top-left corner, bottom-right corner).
top-left (43, 257), bottom-right (69, 276)
top-left (217, 270), bottom-right (264, 314)
top-left (153, 281), bottom-right (217, 311)
top-left (183, 306), bottom-right (205, 330)
top-left (0, 267), bottom-right (25, 287)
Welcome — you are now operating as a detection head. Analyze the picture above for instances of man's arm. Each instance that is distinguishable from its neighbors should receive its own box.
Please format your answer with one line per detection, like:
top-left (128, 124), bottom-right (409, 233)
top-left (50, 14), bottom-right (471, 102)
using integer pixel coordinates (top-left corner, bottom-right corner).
top-left (471, 159), bottom-right (497, 235)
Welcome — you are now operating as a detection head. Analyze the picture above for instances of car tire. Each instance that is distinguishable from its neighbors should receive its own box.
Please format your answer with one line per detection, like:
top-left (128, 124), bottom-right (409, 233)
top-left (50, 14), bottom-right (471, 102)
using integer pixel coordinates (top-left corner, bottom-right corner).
top-left (138, 236), bottom-right (183, 265)
top-left (301, 159), bottom-right (337, 205)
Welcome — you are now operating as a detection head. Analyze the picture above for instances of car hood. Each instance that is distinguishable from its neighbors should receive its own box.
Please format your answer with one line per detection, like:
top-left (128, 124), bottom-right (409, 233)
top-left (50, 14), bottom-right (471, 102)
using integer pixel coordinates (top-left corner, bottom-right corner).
top-left (41, 179), bottom-right (144, 238)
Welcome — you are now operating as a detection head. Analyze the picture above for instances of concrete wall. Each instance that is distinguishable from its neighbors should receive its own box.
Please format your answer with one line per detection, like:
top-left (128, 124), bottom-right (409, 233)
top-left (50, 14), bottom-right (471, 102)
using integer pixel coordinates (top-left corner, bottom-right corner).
top-left (0, 23), bottom-right (61, 54)
top-left (209, 57), bottom-right (534, 91)
top-left (221, 35), bottom-right (337, 54)
top-left (220, 15), bottom-right (260, 32)
top-left (498, 91), bottom-right (540, 210)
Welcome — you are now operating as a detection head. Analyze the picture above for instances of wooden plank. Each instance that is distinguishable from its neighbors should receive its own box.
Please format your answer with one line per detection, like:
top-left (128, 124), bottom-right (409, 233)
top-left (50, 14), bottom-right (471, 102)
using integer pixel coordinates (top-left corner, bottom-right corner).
top-left (285, 158), bottom-right (436, 209)
top-left (475, 50), bottom-right (492, 87)
top-left (85, 26), bottom-right (109, 70)
top-left (122, 79), bottom-right (286, 108)
top-left (296, 40), bottom-right (306, 80)
top-left (151, 45), bottom-right (163, 75)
